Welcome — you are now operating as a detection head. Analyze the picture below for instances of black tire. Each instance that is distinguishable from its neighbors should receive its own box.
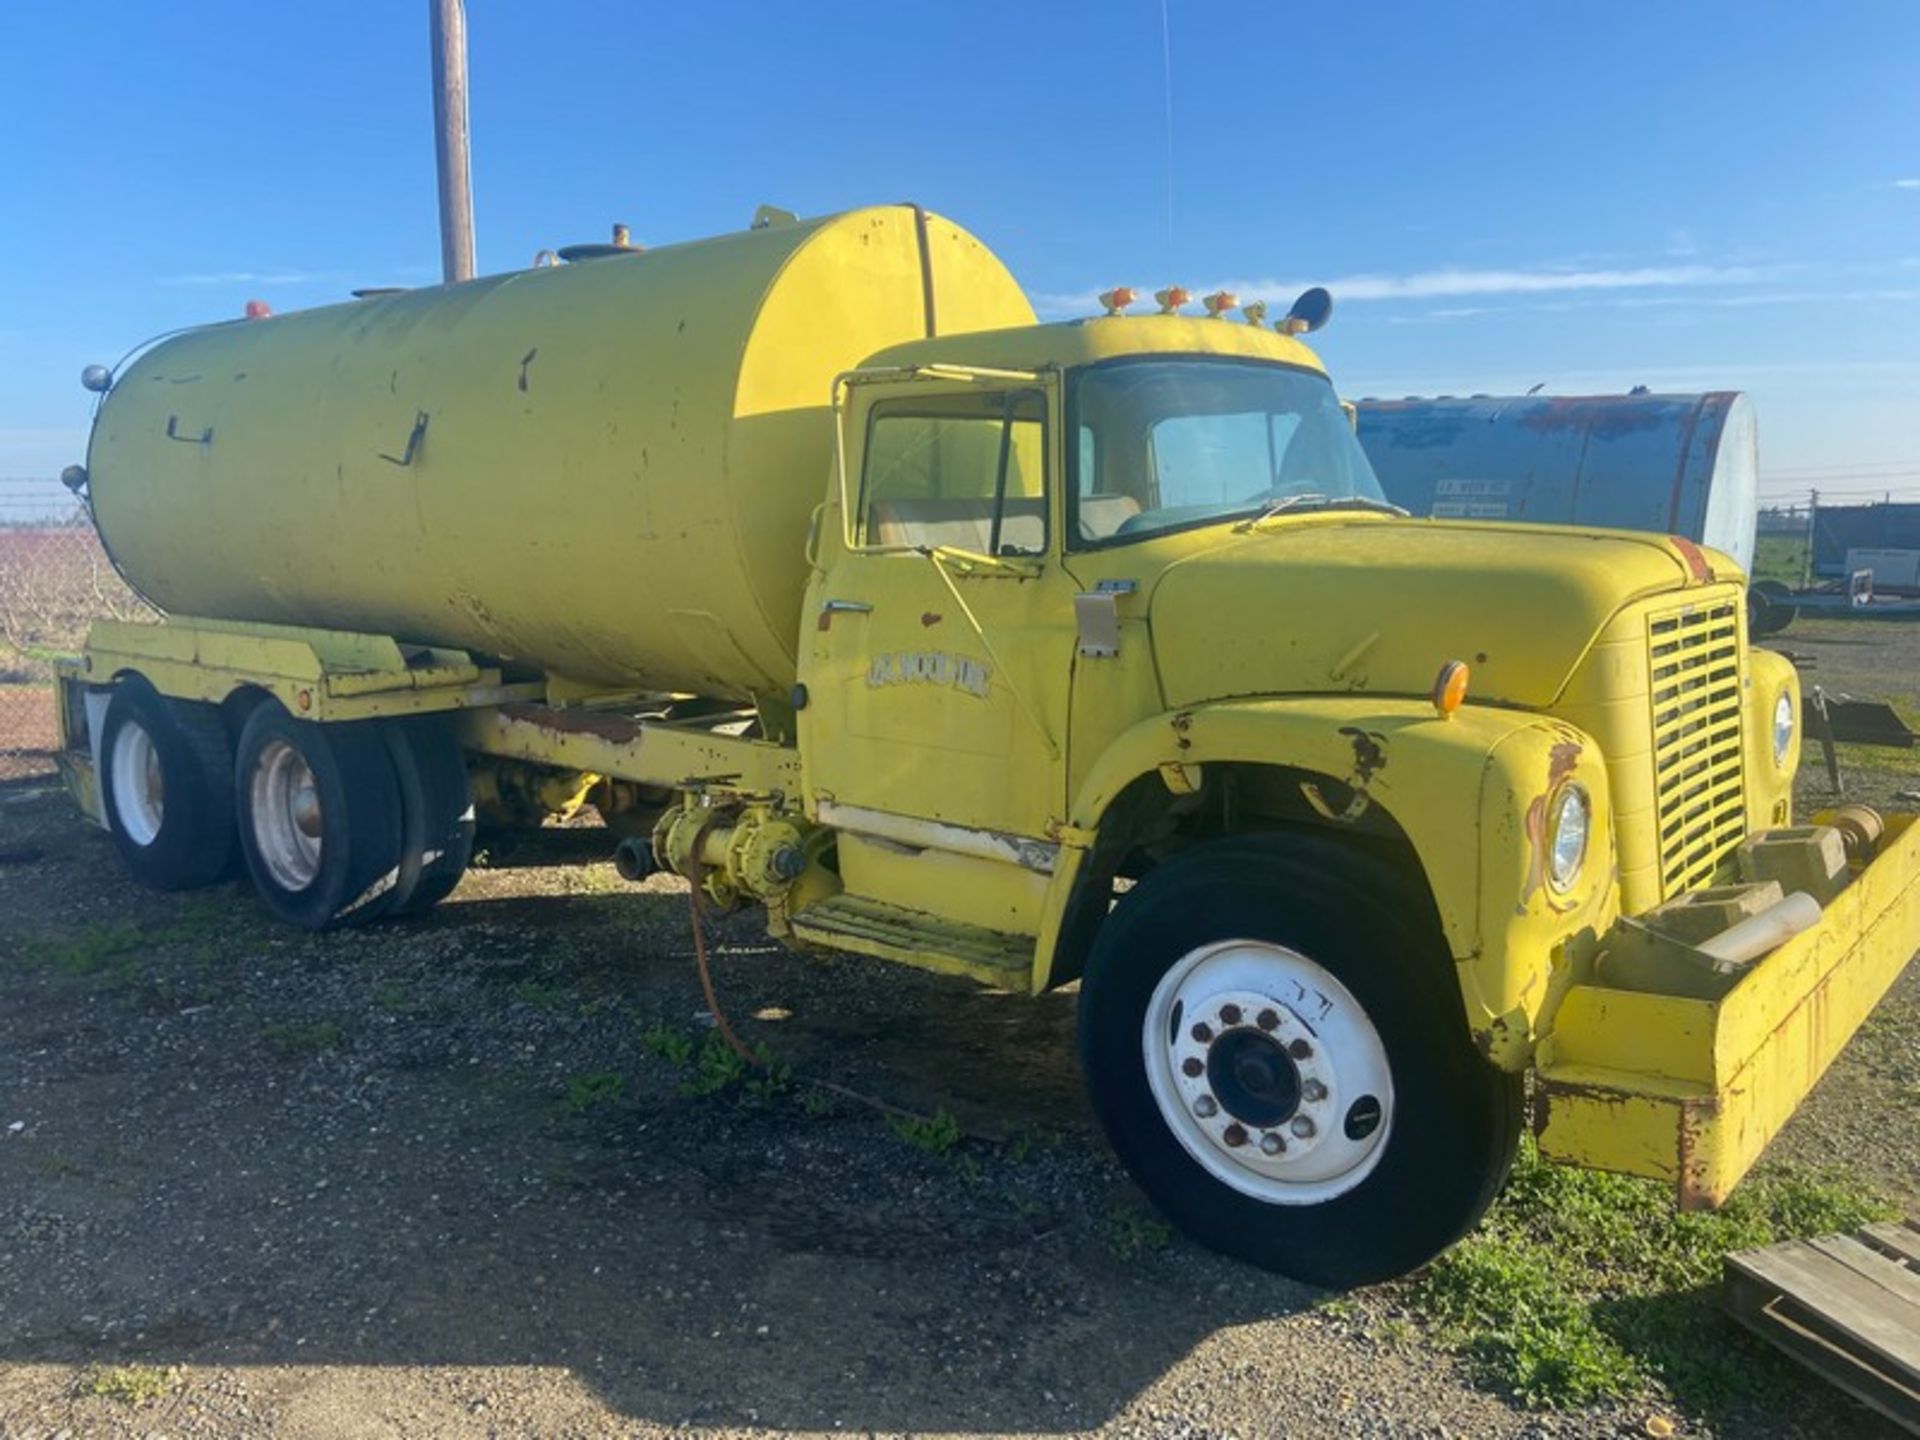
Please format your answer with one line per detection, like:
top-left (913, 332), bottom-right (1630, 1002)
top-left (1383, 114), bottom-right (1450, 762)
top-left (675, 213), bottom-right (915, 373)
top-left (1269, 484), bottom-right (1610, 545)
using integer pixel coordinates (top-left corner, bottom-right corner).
top-left (97, 676), bottom-right (235, 890)
top-left (1078, 832), bottom-right (1522, 1288)
top-left (233, 701), bottom-right (403, 930)
top-left (381, 714), bottom-right (474, 915)
top-left (1748, 579), bottom-right (1797, 637)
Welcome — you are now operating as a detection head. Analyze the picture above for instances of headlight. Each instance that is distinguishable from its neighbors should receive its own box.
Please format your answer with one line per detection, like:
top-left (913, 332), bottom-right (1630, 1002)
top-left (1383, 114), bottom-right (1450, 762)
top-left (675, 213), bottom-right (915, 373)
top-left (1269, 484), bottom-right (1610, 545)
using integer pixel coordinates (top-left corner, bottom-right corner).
top-left (1547, 785), bottom-right (1590, 892)
top-left (1773, 692), bottom-right (1795, 768)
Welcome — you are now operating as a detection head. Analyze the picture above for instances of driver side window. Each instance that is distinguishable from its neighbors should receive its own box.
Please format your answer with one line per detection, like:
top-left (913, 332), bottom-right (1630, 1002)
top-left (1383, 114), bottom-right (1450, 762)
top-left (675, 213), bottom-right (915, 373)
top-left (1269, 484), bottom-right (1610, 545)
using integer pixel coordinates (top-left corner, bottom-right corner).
top-left (858, 390), bottom-right (1048, 555)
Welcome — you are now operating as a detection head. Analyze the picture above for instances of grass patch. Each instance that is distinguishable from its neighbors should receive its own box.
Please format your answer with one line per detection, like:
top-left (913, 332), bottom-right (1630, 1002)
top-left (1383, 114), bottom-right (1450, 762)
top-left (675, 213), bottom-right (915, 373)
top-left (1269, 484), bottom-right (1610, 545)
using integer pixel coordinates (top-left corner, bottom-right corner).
top-left (1751, 533), bottom-right (1809, 586)
top-left (639, 1021), bottom-right (695, 1065)
top-left (83, 1364), bottom-right (176, 1405)
top-left (30, 921), bottom-right (145, 978)
top-left (1101, 1200), bottom-right (1172, 1261)
top-left (564, 1070), bottom-right (625, 1114)
top-left (888, 1107), bottom-right (962, 1157)
top-left (1407, 1140), bottom-right (1897, 1409)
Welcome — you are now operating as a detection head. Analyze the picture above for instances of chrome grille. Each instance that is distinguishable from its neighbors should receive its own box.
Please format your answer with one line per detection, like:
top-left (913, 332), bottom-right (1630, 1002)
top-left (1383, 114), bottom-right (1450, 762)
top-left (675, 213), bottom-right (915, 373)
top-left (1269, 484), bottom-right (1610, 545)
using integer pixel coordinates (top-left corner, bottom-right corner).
top-left (1647, 599), bottom-right (1746, 896)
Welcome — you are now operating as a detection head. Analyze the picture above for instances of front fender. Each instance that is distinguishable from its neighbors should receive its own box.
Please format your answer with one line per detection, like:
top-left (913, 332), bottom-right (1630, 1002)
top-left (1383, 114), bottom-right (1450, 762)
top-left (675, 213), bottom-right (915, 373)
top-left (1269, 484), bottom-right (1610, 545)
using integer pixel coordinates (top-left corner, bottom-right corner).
top-left (1037, 698), bottom-right (1618, 1067)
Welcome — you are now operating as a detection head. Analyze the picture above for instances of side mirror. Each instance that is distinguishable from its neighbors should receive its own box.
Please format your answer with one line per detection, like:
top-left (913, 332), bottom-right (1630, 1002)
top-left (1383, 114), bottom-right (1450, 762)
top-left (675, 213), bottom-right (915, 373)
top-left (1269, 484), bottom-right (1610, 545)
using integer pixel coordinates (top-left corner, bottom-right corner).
top-left (1281, 287), bottom-right (1333, 335)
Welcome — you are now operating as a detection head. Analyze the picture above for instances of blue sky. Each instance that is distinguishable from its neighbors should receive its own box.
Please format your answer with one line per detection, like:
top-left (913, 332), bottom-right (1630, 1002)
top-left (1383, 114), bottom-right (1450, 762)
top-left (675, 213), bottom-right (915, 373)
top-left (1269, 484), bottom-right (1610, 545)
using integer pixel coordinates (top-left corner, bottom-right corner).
top-left (3, 1), bottom-right (1916, 506)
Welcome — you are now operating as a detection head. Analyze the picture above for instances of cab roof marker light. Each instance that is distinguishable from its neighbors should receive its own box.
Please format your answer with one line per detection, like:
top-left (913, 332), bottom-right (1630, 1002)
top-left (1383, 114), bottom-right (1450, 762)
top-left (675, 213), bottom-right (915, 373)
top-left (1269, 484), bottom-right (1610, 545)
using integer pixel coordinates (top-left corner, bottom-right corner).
top-left (1098, 287), bottom-right (1137, 316)
top-left (1154, 286), bottom-right (1191, 314)
top-left (1432, 660), bottom-right (1470, 718)
top-left (1241, 301), bottom-right (1268, 326)
top-left (1202, 291), bottom-right (1238, 318)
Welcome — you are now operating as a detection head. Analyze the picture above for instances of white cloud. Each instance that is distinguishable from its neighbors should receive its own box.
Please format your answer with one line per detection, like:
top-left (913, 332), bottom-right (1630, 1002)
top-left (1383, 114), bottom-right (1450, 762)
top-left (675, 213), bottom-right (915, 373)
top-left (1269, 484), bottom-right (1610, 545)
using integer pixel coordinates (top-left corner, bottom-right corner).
top-left (1891, 178), bottom-right (1920, 190)
top-left (1031, 261), bottom-right (1791, 317)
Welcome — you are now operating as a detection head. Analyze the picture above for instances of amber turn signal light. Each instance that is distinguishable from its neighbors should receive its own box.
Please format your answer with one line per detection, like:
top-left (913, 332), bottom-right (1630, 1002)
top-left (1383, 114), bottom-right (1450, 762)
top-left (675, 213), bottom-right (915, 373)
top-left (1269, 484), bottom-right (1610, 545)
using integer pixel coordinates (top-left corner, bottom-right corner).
top-left (1432, 660), bottom-right (1470, 717)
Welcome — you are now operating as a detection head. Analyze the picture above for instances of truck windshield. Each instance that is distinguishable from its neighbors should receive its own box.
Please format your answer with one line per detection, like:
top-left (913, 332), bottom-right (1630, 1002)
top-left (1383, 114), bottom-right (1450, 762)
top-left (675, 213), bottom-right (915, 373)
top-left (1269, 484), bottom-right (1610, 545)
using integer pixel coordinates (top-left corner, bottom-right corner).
top-left (1069, 358), bottom-right (1387, 546)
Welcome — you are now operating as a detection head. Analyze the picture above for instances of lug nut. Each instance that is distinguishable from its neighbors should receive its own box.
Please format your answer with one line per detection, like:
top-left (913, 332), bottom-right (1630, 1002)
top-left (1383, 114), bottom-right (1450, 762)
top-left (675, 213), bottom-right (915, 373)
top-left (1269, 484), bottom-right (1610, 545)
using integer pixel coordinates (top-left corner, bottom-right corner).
top-left (1193, 1095), bottom-right (1218, 1119)
top-left (1287, 1038), bottom-right (1313, 1060)
top-left (1301, 1079), bottom-right (1328, 1103)
top-left (1259, 1132), bottom-right (1286, 1157)
top-left (1256, 1008), bottom-right (1280, 1031)
top-left (1290, 1115), bottom-right (1316, 1139)
top-left (1181, 1057), bottom-right (1204, 1078)
top-left (1223, 1124), bottom-right (1248, 1148)
top-left (1191, 1021), bottom-right (1213, 1044)
top-left (1220, 1004), bottom-right (1243, 1026)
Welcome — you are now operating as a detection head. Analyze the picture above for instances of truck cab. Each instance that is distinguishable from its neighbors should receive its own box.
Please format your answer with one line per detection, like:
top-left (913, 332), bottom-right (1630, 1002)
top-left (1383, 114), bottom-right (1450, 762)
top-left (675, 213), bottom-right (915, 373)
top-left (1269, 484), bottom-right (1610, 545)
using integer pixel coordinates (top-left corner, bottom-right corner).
top-left (788, 303), bottom-right (1916, 1283)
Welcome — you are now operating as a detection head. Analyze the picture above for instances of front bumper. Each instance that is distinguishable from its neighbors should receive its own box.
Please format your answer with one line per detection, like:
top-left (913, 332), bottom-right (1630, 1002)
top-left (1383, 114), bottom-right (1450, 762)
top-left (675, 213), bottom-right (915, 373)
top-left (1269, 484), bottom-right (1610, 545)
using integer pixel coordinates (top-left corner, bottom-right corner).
top-left (1534, 811), bottom-right (1920, 1207)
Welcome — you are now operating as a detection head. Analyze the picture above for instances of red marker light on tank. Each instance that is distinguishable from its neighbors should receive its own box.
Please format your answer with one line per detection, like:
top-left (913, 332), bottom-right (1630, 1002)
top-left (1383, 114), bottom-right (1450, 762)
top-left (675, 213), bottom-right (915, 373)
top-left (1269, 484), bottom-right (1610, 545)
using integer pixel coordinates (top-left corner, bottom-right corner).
top-left (244, 299), bottom-right (273, 320)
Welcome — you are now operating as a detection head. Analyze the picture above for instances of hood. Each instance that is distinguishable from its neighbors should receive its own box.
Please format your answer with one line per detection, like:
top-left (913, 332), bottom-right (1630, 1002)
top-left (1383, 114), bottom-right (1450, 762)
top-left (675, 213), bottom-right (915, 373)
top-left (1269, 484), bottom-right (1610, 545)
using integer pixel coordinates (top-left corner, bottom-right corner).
top-left (1147, 517), bottom-right (1724, 710)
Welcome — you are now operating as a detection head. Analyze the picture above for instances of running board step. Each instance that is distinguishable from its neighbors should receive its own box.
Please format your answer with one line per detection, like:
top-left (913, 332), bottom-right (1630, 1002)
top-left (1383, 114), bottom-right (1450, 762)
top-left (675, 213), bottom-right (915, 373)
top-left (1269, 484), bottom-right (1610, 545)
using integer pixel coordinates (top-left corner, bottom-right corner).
top-left (789, 893), bottom-right (1034, 990)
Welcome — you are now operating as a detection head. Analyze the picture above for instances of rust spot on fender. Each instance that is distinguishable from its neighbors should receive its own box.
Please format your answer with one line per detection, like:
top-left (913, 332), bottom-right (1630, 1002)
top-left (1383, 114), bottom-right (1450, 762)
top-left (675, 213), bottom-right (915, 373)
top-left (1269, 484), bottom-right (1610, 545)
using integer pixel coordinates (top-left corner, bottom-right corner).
top-left (1338, 726), bottom-right (1388, 784)
top-left (1547, 738), bottom-right (1582, 789)
top-left (920, 612), bottom-right (943, 627)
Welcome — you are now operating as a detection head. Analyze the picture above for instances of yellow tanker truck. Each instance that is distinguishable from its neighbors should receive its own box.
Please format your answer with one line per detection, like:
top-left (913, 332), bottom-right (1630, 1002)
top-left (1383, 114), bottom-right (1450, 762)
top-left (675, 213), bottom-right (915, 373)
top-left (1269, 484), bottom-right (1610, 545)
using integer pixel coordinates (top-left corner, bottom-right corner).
top-left (53, 204), bottom-right (1920, 1286)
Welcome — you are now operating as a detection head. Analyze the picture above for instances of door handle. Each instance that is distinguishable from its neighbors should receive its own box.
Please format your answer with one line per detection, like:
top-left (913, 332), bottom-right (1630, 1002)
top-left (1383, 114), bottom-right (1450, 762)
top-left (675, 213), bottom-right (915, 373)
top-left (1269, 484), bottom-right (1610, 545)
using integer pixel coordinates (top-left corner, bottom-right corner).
top-left (817, 598), bottom-right (873, 632)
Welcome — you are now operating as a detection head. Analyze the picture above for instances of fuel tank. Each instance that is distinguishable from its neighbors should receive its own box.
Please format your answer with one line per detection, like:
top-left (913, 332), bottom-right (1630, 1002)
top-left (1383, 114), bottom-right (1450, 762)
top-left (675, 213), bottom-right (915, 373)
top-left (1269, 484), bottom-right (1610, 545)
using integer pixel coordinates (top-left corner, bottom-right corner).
top-left (1354, 392), bottom-right (1758, 574)
top-left (86, 206), bottom-right (1034, 699)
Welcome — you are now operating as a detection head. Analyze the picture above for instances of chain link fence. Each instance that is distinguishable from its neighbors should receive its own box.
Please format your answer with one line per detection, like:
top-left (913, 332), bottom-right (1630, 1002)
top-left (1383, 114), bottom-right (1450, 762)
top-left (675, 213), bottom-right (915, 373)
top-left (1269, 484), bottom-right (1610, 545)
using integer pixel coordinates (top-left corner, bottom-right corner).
top-left (0, 481), bottom-right (155, 779)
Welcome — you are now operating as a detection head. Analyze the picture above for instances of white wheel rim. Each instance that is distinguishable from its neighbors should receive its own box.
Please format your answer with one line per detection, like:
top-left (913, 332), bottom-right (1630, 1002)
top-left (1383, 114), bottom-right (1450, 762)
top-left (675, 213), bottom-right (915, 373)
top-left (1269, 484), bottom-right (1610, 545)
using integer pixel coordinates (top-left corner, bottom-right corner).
top-left (250, 738), bottom-right (324, 891)
top-left (1143, 939), bottom-right (1394, 1205)
top-left (109, 719), bottom-right (165, 846)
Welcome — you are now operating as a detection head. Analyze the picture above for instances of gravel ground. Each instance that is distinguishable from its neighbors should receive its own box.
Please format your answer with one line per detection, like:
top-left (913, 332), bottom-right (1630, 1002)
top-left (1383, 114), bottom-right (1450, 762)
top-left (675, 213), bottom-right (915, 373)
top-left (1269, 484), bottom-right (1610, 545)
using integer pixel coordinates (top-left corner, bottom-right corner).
top-left (0, 617), bottom-right (1913, 1439)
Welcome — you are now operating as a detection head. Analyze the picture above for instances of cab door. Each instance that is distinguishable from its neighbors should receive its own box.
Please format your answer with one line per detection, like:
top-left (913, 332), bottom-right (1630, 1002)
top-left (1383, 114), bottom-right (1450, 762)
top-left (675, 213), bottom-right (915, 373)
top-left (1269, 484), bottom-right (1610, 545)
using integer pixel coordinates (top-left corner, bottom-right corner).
top-left (799, 373), bottom-right (1073, 861)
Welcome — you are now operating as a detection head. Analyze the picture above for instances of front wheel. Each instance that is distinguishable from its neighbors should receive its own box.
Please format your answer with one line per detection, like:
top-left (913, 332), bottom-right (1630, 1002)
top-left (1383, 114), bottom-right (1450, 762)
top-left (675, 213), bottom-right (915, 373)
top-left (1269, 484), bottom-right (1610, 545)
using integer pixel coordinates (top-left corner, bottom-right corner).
top-left (1078, 834), bottom-right (1522, 1288)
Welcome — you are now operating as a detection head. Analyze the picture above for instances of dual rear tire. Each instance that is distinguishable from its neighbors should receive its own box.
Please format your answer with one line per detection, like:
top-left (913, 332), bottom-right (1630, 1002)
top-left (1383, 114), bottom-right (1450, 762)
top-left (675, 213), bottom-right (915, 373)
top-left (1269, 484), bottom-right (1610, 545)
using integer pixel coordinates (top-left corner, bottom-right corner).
top-left (98, 683), bottom-right (472, 930)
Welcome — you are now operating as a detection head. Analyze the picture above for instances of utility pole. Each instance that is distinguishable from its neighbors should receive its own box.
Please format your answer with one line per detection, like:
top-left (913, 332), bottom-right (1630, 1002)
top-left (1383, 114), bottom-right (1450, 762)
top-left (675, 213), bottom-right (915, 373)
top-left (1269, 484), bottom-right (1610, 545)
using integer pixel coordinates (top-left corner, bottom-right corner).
top-left (429, 0), bottom-right (476, 283)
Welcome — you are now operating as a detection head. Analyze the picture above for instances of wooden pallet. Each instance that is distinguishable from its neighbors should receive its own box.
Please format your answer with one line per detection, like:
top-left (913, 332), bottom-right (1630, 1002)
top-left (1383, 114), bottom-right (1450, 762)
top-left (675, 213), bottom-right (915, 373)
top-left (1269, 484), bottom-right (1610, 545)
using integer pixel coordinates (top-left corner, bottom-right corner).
top-left (1723, 1219), bottom-right (1920, 1433)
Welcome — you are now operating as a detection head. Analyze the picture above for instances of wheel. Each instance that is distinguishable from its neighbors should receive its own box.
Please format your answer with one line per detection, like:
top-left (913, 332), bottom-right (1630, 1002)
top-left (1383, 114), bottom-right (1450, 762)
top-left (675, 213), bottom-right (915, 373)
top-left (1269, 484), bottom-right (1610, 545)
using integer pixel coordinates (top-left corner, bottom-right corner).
top-left (233, 701), bottom-right (403, 930)
top-left (1748, 579), bottom-right (1797, 637)
top-left (97, 677), bottom-right (235, 889)
top-left (1078, 833), bottom-right (1523, 1288)
top-left (381, 715), bottom-right (474, 915)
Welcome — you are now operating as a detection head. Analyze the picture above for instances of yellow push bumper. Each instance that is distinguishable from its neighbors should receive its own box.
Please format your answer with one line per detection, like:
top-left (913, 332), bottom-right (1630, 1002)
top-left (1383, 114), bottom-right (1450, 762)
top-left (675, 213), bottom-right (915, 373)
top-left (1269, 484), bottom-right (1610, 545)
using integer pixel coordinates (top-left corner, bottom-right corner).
top-left (1535, 813), bottom-right (1920, 1207)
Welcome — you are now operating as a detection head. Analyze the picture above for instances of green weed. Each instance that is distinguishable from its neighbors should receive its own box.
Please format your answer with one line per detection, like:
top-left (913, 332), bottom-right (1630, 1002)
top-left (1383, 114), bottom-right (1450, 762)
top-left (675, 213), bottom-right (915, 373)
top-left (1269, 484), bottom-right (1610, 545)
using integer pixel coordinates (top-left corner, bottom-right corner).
top-left (889, 1107), bottom-right (963, 1157)
top-left (1408, 1139), bottom-right (1897, 1408)
top-left (31, 922), bottom-right (144, 978)
top-left (564, 1070), bottom-right (625, 1114)
top-left (83, 1365), bottom-right (176, 1405)
top-left (1101, 1201), bottom-right (1172, 1261)
top-left (640, 1021), bottom-right (695, 1064)
top-left (680, 1030), bottom-right (753, 1097)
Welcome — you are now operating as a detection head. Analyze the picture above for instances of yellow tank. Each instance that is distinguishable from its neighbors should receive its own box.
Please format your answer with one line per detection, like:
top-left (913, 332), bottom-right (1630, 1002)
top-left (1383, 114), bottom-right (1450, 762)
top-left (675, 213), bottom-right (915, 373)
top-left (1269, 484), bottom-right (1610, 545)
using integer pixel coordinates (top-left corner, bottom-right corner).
top-left (87, 206), bottom-right (1034, 699)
